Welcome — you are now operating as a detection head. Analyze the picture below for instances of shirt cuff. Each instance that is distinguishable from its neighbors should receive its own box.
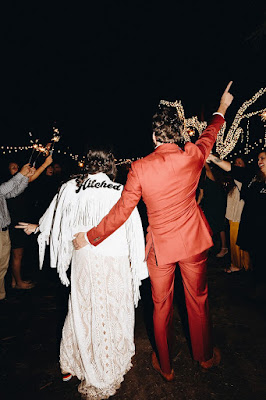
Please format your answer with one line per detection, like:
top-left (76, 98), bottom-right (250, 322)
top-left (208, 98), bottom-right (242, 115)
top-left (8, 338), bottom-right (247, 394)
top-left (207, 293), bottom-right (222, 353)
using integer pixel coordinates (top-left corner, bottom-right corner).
top-left (15, 172), bottom-right (29, 183)
top-left (213, 112), bottom-right (225, 119)
top-left (84, 232), bottom-right (90, 244)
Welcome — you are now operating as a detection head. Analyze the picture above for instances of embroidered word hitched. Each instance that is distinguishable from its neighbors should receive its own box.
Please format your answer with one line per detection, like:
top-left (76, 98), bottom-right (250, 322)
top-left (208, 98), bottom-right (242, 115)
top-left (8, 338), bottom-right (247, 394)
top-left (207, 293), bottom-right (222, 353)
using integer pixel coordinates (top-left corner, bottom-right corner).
top-left (76, 178), bottom-right (122, 193)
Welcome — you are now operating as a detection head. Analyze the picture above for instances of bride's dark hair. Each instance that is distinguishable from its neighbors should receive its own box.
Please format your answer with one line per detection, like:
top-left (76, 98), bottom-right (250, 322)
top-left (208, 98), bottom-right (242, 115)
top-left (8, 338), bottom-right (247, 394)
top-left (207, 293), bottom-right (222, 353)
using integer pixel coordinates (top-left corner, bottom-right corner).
top-left (75, 149), bottom-right (117, 188)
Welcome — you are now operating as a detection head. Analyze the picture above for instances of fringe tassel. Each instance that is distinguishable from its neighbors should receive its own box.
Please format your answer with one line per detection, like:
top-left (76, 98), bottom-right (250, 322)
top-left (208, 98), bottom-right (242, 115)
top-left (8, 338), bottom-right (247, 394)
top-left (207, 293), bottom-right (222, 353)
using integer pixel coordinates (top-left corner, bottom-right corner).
top-left (125, 208), bottom-right (148, 307)
top-left (37, 175), bottom-right (148, 298)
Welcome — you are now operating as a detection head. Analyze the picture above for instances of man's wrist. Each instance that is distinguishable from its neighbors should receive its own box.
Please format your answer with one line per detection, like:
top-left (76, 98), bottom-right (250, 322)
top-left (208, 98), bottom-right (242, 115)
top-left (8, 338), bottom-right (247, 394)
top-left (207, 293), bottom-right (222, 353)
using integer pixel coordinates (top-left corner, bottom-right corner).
top-left (216, 103), bottom-right (228, 117)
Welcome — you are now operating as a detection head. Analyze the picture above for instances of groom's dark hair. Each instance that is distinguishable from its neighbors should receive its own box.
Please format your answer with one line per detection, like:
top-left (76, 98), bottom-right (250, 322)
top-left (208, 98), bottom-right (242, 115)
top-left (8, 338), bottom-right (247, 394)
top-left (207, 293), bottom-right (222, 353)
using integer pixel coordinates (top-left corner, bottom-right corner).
top-left (152, 105), bottom-right (184, 144)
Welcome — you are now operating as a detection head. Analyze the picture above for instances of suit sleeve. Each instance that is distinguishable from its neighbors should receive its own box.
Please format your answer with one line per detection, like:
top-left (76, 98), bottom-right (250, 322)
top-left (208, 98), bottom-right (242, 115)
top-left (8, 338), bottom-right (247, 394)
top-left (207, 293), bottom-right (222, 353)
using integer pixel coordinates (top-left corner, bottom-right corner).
top-left (87, 162), bottom-right (142, 246)
top-left (195, 114), bottom-right (225, 161)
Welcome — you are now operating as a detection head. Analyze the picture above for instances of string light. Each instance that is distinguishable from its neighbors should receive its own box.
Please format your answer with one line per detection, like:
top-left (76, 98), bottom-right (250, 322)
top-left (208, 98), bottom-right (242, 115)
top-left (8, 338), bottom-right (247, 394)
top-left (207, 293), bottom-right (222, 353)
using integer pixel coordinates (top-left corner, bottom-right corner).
top-left (186, 117), bottom-right (207, 136)
top-left (187, 128), bottom-right (195, 136)
top-left (1, 89), bottom-right (265, 165)
top-left (216, 87), bottom-right (266, 159)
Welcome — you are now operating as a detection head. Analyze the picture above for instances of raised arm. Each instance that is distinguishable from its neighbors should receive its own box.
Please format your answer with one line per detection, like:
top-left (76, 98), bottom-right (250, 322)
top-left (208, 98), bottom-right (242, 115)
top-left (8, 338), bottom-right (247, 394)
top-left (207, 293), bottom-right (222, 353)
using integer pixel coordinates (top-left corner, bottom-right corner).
top-left (216, 81), bottom-right (234, 117)
top-left (29, 155), bottom-right (53, 182)
top-left (0, 164), bottom-right (30, 199)
top-left (195, 81), bottom-right (234, 160)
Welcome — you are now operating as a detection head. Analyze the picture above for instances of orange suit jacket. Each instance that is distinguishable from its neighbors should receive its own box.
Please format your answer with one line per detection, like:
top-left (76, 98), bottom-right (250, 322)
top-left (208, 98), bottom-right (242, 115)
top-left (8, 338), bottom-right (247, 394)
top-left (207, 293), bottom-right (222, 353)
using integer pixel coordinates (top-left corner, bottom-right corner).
top-left (87, 114), bottom-right (225, 265)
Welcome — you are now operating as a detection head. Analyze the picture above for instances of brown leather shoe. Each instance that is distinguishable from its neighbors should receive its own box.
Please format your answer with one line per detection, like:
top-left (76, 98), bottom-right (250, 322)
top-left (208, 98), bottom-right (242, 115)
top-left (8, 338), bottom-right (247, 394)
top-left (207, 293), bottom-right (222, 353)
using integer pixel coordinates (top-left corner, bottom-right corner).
top-left (200, 347), bottom-right (221, 369)
top-left (151, 352), bottom-right (174, 382)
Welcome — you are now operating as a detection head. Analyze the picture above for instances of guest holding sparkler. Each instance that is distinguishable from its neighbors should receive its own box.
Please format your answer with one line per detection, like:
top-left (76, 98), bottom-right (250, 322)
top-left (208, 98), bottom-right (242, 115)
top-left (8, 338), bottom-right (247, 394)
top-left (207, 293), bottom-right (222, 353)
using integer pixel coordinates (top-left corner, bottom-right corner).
top-left (30, 128), bottom-right (62, 220)
top-left (0, 163), bottom-right (34, 301)
top-left (7, 155), bottom-right (53, 289)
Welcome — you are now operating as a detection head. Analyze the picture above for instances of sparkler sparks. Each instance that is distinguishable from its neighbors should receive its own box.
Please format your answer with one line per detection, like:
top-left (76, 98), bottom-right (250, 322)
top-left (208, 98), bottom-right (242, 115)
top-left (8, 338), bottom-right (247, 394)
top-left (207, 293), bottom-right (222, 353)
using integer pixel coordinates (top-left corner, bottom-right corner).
top-left (261, 111), bottom-right (266, 122)
top-left (50, 127), bottom-right (61, 154)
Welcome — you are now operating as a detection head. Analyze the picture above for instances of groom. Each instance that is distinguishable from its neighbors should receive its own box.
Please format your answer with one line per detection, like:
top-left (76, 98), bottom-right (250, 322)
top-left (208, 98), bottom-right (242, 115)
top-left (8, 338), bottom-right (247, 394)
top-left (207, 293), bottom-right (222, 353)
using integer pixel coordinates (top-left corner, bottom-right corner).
top-left (73, 82), bottom-right (234, 380)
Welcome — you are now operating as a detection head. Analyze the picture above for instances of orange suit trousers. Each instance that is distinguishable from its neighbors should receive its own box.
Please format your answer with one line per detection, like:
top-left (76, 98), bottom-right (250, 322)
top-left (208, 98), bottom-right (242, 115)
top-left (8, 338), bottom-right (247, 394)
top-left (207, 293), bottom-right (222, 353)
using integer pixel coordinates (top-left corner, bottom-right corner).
top-left (147, 246), bottom-right (213, 373)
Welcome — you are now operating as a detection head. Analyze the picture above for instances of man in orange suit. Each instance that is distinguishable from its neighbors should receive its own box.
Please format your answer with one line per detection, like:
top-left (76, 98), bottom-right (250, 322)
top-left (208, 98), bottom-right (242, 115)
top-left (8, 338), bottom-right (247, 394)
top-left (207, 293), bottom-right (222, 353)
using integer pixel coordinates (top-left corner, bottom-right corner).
top-left (73, 82), bottom-right (234, 380)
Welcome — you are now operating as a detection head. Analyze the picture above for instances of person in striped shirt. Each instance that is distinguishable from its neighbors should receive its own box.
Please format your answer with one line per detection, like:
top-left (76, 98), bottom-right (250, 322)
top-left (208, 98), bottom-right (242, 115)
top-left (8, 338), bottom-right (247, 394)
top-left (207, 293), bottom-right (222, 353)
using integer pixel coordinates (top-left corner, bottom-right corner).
top-left (0, 163), bottom-right (34, 301)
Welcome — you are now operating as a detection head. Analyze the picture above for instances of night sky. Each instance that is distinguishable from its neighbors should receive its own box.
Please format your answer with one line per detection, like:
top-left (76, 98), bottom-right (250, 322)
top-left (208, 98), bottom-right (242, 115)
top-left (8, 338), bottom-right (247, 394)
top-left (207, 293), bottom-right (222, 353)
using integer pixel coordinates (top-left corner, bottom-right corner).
top-left (2, 2), bottom-right (266, 160)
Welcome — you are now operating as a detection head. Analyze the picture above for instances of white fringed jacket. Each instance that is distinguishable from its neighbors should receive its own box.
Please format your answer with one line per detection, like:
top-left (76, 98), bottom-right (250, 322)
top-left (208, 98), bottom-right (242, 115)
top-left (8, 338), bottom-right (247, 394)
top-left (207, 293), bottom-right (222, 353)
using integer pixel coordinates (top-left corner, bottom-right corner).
top-left (37, 172), bottom-right (148, 306)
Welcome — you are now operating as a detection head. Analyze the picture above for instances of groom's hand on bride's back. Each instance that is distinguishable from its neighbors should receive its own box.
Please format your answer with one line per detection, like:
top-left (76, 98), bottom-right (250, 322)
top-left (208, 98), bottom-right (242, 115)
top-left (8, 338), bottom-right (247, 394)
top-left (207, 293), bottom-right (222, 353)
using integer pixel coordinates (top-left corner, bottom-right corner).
top-left (73, 232), bottom-right (90, 250)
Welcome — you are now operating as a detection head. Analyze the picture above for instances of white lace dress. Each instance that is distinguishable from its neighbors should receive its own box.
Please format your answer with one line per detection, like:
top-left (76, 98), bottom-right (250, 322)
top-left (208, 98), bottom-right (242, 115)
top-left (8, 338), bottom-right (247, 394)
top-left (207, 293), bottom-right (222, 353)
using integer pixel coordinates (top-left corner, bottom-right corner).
top-left (37, 173), bottom-right (148, 399)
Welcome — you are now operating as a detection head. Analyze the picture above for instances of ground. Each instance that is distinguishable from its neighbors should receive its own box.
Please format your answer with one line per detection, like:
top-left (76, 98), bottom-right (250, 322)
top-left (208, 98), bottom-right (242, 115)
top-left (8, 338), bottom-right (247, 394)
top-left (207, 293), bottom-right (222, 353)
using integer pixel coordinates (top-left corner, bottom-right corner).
top-left (0, 246), bottom-right (266, 400)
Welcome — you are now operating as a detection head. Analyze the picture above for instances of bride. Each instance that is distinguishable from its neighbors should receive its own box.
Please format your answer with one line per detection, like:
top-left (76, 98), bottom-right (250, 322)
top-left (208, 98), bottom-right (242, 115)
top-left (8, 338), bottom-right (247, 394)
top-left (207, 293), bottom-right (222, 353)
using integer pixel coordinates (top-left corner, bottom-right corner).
top-left (17, 149), bottom-right (148, 399)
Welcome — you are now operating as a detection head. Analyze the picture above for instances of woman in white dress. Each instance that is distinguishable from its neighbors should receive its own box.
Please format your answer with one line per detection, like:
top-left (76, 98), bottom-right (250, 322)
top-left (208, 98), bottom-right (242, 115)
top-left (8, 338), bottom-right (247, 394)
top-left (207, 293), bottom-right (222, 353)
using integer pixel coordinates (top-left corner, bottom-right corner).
top-left (17, 149), bottom-right (148, 400)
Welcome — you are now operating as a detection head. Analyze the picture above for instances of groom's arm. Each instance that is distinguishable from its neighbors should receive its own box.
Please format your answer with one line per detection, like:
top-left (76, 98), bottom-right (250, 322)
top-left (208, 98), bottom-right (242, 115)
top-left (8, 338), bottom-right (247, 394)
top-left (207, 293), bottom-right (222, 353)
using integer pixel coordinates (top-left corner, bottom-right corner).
top-left (194, 81), bottom-right (234, 160)
top-left (87, 162), bottom-right (142, 246)
top-left (194, 114), bottom-right (225, 160)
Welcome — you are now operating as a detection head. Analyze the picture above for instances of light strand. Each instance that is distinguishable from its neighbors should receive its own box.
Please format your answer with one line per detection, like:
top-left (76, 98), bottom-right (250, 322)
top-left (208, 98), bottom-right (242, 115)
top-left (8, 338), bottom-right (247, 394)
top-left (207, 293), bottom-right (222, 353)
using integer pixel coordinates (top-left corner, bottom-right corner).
top-left (216, 87), bottom-right (266, 159)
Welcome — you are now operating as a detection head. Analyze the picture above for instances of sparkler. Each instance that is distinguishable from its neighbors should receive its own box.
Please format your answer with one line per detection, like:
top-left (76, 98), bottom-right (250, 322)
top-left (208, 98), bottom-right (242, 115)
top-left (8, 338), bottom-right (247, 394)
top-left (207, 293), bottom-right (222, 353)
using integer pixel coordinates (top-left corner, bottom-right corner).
top-left (32, 144), bottom-right (49, 167)
top-left (50, 127), bottom-right (61, 155)
top-left (28, 132), bottom-right (39, 165)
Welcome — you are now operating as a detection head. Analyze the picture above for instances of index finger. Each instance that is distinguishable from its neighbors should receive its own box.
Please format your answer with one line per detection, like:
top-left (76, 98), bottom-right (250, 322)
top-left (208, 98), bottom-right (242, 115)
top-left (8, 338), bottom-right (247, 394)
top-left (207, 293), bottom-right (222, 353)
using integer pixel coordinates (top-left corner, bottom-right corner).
top-left (224, 81), bottom-right (233, 93)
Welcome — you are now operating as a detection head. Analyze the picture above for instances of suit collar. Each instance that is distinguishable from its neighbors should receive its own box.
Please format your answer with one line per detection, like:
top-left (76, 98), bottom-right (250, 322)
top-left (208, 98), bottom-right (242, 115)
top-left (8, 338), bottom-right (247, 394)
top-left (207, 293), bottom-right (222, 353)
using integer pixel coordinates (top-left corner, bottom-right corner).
top-left (154, 143), bottom-right (181, 153)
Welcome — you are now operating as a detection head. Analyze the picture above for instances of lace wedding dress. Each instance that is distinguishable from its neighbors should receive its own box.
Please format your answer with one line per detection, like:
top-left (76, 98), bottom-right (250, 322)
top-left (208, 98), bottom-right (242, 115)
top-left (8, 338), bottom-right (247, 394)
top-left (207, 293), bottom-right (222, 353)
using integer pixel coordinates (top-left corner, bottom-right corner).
top-left (60, 249), bottom-right (135, 399)
top-left (38, 173), bottom-right (148, 399)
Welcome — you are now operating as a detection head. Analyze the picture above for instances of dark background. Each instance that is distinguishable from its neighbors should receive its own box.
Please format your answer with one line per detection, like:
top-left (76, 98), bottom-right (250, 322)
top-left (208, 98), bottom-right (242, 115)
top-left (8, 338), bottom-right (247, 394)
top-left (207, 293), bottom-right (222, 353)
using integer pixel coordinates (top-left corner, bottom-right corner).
top-left (1, 2), bottom-right (266, 160)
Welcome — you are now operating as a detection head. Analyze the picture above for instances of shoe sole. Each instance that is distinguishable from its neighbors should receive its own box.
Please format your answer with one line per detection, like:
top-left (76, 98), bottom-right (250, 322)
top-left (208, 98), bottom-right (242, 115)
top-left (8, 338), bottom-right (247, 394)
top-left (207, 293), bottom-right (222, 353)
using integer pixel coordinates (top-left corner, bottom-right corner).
top-left (62, 373), bottom-right (72, 382)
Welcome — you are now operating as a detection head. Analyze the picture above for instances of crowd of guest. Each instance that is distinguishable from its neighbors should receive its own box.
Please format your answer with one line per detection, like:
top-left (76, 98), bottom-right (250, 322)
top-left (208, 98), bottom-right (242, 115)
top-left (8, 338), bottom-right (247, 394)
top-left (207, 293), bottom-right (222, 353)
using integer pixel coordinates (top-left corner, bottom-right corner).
top-left (195, 149), bottom-right (266, 299)
top-left (1, 146), bottom-right (265, 302)
top-left (206, 151), bottom-right (266, 296)
top-left (196, 152), bottom-right (263, 283)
